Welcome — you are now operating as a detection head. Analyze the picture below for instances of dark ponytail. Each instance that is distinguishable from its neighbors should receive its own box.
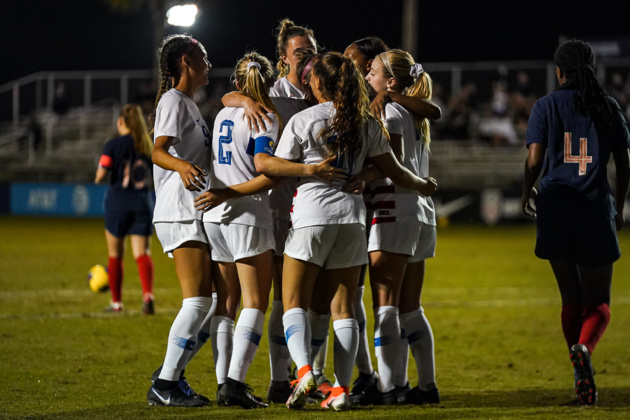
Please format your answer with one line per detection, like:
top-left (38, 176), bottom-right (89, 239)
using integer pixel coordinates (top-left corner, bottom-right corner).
top-left (150, 34), bottom-right (196, 132)
top-left (554, 40), bottom-right (620, 133)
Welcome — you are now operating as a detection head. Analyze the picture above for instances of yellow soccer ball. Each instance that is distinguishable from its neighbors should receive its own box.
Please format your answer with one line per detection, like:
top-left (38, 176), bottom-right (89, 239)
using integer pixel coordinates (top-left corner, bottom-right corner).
top-left (87, 264), bottom-right (110, 293)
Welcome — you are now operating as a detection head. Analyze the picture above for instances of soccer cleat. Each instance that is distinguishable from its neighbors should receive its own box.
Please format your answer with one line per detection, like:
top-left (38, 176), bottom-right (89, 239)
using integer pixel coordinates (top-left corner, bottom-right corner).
top-left (147, 385), bottom-right (209, 407)
top-left (349, 371), bottom-right (378, 398)
top-left (266, 380), bottom-right (292, 403)
top-left (397, 385), bottom-right (440, 405)
top-left (570, 344), bottom-right (597, 405)
top-left (143, 298), bottom-right (155, 315)
top-left (395, 382), bottom-right (411, 401)
top-left (104, 302), bottom-right (123, 313)
top-left (286, 367), bottom-right (316, 409)
top-left (321, 386), bottom-right (351, 411)
top-left (314, 373), bottom-right (333, 396)
top-left (150, 366), bottom-right (210, 403)
top-left (216, 378), bottom-right (268, 409)
top-left (350, 385), bottom-right (397, 406)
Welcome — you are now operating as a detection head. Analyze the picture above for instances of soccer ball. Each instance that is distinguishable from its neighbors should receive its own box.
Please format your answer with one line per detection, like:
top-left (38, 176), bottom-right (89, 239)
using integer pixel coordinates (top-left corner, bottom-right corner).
top-left (87, 264), bottom-right (109, 293)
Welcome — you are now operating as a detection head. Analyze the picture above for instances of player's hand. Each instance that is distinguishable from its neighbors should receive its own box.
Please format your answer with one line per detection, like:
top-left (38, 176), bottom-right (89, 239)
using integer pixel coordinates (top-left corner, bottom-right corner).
top-left (343, 175), bottom-right (366, 195)
top-left (194, 188), bottom-right (229, 212)
top-left (419, 177), bottom-right (437, 197)
top-left (521, 187), bottom-right (538, 218)
top-left (178, 161), bottom-right (206, 191)
top-left (370, 91), bottom-right (389, 120)
top-left (615, 211), bottom-right (625, 231)
top-left (243, 100), bottom-right (273, 133)
top-left (310, 157), bottom-right (347, 185)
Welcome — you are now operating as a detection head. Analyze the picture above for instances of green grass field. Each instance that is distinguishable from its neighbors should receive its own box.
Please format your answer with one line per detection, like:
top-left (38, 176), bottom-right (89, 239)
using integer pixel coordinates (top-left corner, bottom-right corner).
top-left (1, 216), bottom-right (629, 419)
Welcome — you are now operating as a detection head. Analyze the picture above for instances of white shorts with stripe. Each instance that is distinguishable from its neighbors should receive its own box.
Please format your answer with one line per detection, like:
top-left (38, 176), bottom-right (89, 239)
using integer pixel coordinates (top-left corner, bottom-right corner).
top-left (154, 220), bottom-right (209, 257)
top-left (368, 220), bottom-right (436, 262)
top-left (204, 222), bottom-right (274, 263)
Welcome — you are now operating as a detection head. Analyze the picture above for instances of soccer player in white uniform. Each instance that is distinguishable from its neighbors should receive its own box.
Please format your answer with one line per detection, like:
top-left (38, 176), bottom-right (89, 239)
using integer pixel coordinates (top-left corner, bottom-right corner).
top-left (221, 49), bottom-right (323, 403)
top-left (146, 34), bottom-right (215, 408)
top-left (254, 52), bottom-right (437, 411)
top-left (360, 49), bottom-right (440, 406)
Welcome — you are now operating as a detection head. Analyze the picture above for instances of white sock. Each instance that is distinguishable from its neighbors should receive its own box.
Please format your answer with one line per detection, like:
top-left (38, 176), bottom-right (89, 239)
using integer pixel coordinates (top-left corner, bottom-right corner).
top-left (188, 292), bottom-right (217, 361)
top-left (268, 300), bottom-right (291, 381)
top-left (374, 306), bottom-right (400, 392)
top-left (354, 285), bottom-right (374, 375)
top-left (332, 318), bottom-right (359, 388)
top-left (395, 325), bottom-right (410, 387)
top-left (227, 308), bottom-right (265, 383)
top-left (308, 310), bottom-right (330, 374)
top-left (210, 315), bottom-right (234, 385)
top-left (283, 307), bottom-right (311, 370)
top-left (159, 296), bottom-right (212, 381)
top-left (400, 307), bottom-right (436, 390)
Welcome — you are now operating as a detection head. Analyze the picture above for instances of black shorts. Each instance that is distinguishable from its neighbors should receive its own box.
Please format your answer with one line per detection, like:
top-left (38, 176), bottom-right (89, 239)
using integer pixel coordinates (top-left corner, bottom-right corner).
top-left (535, 188), bottom-right (620, 266)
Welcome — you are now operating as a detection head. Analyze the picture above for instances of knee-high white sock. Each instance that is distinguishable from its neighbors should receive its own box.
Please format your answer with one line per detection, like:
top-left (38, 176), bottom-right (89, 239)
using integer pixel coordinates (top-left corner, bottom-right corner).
top-left (308, 310), bottom-right (330, 374)
top-left (283, 307), bottom-right (311, 370)
top-left (188, 292), bottom-right (217, 362)
top-left (400, 307), bottom-right (436, 390)
top-left (159, 296), bottom-right (212, 381)
top-left (374, 306), bottom-right (400, 392)
top-left (268, 300), bottom-right (291, 381)
top-left (210, 315), bottom-right (234, 385)
top-left (395, 325), bottom-right (410, 387)
top-left (354, 285), bottom-right (374, 375)
top-left (332, 318), bottom-right (359, 388)
top-left (228, 308), bottom-right (265, 383)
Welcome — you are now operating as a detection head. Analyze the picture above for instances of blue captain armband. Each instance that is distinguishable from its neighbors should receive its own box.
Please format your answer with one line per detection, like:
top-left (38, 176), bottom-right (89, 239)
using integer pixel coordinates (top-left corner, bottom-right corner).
top-left (247, 136), bottom-right (275, 156)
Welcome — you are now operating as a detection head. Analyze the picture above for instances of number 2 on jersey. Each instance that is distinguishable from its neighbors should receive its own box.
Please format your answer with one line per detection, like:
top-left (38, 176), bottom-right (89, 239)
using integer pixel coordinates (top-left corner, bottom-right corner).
top-left (564, 132), bottom-right (592, 176)
top-left (218, 120), bottom-right (234, 165)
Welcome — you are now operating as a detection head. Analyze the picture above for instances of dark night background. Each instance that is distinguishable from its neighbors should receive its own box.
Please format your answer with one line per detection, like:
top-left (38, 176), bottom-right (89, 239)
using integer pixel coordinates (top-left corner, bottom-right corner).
top-left (2, 0), bottom-right (628, 85)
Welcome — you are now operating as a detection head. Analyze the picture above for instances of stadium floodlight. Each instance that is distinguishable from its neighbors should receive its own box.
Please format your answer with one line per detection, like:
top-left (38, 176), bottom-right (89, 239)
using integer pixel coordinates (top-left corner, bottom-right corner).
top-left (166, 4), bottom-right (198, 27)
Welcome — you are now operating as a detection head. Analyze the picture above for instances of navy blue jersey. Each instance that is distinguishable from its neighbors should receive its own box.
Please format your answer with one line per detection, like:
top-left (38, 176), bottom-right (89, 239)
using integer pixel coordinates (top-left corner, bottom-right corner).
top-left (99, 134), bottom-right (153, 213)
top-left (526, 88), bottom-right (630, 201)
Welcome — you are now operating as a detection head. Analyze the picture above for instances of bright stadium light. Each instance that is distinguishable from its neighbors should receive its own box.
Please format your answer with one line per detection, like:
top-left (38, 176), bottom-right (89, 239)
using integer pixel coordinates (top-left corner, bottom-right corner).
top-left (166, 4), bottom-right (198, 27)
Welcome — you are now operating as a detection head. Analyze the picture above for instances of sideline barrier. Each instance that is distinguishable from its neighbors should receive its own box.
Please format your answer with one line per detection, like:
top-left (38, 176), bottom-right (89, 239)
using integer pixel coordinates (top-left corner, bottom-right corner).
top-left (9, 183), bottom-right (107, 216)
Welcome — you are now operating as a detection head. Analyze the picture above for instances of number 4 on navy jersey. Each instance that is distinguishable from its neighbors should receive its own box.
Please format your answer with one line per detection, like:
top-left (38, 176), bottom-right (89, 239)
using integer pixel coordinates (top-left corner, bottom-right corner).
top-left (564, 132), bottom-right (592, 176)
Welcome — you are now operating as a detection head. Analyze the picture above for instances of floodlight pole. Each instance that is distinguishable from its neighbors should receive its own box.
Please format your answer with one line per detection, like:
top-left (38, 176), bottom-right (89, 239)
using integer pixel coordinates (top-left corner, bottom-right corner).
top-left (402, 0), bottom-right (419, 59)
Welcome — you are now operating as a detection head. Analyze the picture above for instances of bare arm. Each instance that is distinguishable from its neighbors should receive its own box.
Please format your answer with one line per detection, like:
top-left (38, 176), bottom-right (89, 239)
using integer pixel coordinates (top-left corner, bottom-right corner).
top-left (521, 143), bottom-right (545, 218)
top-left (370, 90), bottom-right (442, 120)
top-left (389, 133), bottom-right (404, 164)
top-left (194, 174), bottom-right (279, 212)
top-left (370, 151), bottom-right (437, 197)
top-left (255, 153), bottom-right (346, 184)
top-left (613, 147), bottom-right (630, 230)
top-left (222, 91), bottom-right (273, 133)
top-left (152, 135), bottom-right (206, 191)
top-left (94, 167), bottom-right (108, 184)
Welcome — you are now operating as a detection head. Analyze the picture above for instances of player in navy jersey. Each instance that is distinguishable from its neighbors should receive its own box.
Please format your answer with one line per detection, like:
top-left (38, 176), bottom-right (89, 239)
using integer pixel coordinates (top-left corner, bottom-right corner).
top-left (95, 104), bottom-right (154, 315)
top-left (522, 39), bottom-right (630, 405)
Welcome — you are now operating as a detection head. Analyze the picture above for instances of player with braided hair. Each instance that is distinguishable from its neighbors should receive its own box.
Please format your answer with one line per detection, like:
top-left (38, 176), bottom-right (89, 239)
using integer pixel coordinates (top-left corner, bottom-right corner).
top-left (146, 34), bottom-right (215, 408)
top-left (522, 39), bottom-right (630, 405)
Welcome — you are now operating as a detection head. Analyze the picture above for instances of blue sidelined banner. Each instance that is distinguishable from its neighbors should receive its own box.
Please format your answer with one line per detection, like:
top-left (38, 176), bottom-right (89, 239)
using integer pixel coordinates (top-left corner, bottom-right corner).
top-left (10, 183), bottom-right (108, 216)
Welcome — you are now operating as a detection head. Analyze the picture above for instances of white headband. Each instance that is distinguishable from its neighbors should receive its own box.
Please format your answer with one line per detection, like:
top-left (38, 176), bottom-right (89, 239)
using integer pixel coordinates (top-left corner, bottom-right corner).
top-left (410, 63), bottom-right (424, 79)
top-left (247, 61), bottom-right (261, 71)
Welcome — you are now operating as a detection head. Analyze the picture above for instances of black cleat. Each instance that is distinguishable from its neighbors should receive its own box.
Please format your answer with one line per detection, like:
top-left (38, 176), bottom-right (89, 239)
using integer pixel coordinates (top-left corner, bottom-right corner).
top-left (397, 385), bottom-right (440, 405)
top-left (350, 385), bottom-right (397, 406)
top-left (217, 378), bottom-right (268, 409)
top-left (394, 382), bottom-right (411, 401)
top-left (147, 385), bottom-right (209, 407)
top-left (151, 366), bottom-right (210, 403)
top-left (143, 298), bottom-right (155, 315)
top-left (266, 380), bottom-right (292, 403)
top-left (349, 371), bottom-right (379, 398)
top-left (570, 344), bottom-right (597, 405)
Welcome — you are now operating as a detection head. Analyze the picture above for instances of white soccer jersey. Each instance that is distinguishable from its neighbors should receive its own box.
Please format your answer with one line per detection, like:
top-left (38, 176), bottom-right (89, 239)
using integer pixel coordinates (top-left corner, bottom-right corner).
top-left (274, 101), bottom-right (392, 229)
top-left (270, 77), bottom-right (306, 99)
top-left (152, 89), bottom-right (211, 223)
top-left (203, 106), bottom-right (279, 227)
top-left (269, 96), bottom-right (309, 221)
top-left (370, 102), bottom-right (435, 226)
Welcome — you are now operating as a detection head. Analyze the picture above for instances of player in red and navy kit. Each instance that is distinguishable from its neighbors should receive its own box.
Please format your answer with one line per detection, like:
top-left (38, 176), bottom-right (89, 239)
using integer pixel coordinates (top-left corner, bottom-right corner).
top-left (95, 104), bottom-right (154, 315)
top-left (522, 39), bottom-right (630, 405)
